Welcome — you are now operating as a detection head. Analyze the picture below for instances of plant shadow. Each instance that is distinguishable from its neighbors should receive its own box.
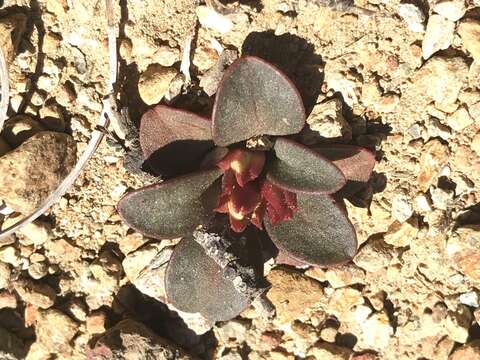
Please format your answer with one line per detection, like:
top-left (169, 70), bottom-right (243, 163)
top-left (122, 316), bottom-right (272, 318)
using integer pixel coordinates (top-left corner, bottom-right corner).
top-left (105, 284), bottom-right (217, 358)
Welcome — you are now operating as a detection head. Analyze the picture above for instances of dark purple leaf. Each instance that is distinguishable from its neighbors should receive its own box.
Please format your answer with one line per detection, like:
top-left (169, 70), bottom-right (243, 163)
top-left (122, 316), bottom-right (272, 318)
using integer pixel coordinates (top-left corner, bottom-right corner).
top-left (212, 56), bottom-right (306, 146)
top-left (267, 138), bottom-right (346, 194)
top-left (140, 105), bottom-right (213, 176)
top-left (265, 193), bottom-right (357, 267)
top-left (117, 169), bottom-right (222, 239)
top-left (313, 145), bottom-right (376, 182)
top-left (165, 236), bottom-right (250, 322)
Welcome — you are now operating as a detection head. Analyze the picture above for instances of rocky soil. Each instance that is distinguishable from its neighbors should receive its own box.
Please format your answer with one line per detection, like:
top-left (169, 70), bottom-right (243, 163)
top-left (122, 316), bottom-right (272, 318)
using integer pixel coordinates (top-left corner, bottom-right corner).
top-left (1, 0), bottom-right (480, 359)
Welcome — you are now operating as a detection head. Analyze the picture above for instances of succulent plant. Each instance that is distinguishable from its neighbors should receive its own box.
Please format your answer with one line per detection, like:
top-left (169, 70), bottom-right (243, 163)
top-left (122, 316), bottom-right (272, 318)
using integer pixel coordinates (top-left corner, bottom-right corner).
top-left (117, 56), bottom-right (375, 322)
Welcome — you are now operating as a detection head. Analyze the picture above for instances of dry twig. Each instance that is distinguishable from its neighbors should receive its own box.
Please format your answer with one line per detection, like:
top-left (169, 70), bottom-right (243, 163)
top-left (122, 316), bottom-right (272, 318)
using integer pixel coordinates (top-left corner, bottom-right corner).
top-left (0, 47), bottom-right (9, 130)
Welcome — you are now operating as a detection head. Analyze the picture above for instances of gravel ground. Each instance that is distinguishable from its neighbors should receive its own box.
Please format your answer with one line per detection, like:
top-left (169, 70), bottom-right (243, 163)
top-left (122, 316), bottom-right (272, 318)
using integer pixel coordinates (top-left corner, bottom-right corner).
top-left (1, 0), bottom-right (480, 359)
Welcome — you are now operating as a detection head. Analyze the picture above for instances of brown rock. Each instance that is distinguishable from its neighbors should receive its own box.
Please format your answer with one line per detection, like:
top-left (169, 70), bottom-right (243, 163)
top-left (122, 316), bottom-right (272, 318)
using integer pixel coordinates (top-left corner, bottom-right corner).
top-left (0, 131), bottom-right (77, 214)
top-left (266, 268), bottom-right (324, 324)
top-left (449, 340), bottom-right (480, 360)
top-left (35, 309), bottom-right (78, 354)
top-left (14, 279), bottom-right (56, 309)
top-left (417, 139), bottom-right (450, 192)
top-left (447, 226), bottom-right (480, 282)
top-left (88, 319), bottom-right (194, 359)
top-left (308, 342), bottom-right (352, 360)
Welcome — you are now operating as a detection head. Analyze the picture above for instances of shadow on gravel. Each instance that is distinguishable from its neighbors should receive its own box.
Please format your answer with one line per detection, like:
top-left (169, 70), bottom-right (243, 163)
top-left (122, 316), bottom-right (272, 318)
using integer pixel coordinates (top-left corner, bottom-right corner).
top-left (107, 284), bottom-right (217, 359)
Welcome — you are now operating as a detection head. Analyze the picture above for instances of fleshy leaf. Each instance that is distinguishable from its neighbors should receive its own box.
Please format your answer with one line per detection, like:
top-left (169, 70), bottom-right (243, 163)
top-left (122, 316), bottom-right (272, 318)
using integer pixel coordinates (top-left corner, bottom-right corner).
top-left (117, 169), bottom-right (222, 239)
top-left (314, 145), bottom-right (376, 182)
top-left (265, 193), bottom-right (357, 266)
top-left (140, 105), bottom-right (213, 176)
top-left (212, 56), bottom-right (306, 146)
top-left (267, 138), bottom-right (346, 194)
top-left (165, 236), bottom-right (250, 322)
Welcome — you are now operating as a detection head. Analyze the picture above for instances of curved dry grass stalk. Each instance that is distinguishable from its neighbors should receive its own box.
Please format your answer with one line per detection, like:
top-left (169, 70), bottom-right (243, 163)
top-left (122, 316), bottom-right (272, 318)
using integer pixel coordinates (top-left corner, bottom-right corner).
top-left (0, 1), bottom-right (119, 240)
top-left (0, 47), bottom-right (9, 130)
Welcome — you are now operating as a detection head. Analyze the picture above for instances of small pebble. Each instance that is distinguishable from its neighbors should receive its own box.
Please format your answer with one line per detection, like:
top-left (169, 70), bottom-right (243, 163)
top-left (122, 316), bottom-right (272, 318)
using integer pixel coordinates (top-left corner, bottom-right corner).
top-left (138, 64), bottom-right (178, 105)
top-left (398, 3), bottom-right (425, 33)
top-left (459, 291), bottom-right (479, 307)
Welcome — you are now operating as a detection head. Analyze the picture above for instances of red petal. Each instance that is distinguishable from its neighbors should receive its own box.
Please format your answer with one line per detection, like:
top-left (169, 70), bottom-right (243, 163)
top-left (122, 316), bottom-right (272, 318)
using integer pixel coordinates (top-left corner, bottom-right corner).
top-left (251, 203), bottom-right (265, 230)
top-left (215, 193), bottom-right (229, 213)
top-left (261, 180), bottom-right (297, 226)
top-left (229, 214), bottom-right (249, 233)
top-left (229, 182), bottom-right (261, 217)
top-left (216, 149), bottom-right (266, 187)
top-left (236, 151), bottom-right (265, 187)
top-left (222, 170), bottom-right (237, 195)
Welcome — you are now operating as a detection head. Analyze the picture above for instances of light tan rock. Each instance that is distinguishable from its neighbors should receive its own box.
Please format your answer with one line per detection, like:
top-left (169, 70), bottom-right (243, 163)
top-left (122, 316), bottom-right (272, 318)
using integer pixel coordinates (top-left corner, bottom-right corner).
top-left (35, 309), bottom-right (78, 353)
top-left (86, 311), bottom-right (107, 335)
top-left (384, 218), bottom-right (419, 247)
top-left (306, 264), bottom-right (365, 288)
top-left (327, 288), bottom-right (364, 319)
top-left (138, 64), bottom-right (178, 105)
top-left (306, 98), bottom-right (351, 139)
top-left (357, 311), bottom-right (394, 351)
top-left (422, 15), bottom-right (455, 59)
top-left (0, 131), bottom-right (77, 214)
top-left (196, 5), bottom-right (233, 34)
top-left (447, 107), bottom-right (473, 132)
top-left (417, 139), bottom-right (450, 192)
top-left (66, 298), bottom-right (88, 322)
top-left (354, 239), bottom-right (396, 272)
top-left (0, 290), bottom-right (17, 309)
top-left (28, 262), bottom-right (48, 280)
top-left (433, 0), bottom-right (466, 21)
top-left (0, 263), bottom-right (11, 289)
top-left (458, 19), bottom-right (480, 62)
top-left (2, 217), bottom-right (52, 246)
top-left (472, 132), bottom-right (480, 155)
top-left (445, 306), bottom-right (471, 343)
top-left (266, 268), bottom-right (324, 324)
top-left (412, 56), bottom-right (468, 110)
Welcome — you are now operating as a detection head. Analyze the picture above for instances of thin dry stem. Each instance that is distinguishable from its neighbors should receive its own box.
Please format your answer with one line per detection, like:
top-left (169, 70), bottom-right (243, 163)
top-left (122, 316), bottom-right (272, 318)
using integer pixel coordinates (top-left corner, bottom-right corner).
top-left (0, 47), bottom-right (9, 131)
